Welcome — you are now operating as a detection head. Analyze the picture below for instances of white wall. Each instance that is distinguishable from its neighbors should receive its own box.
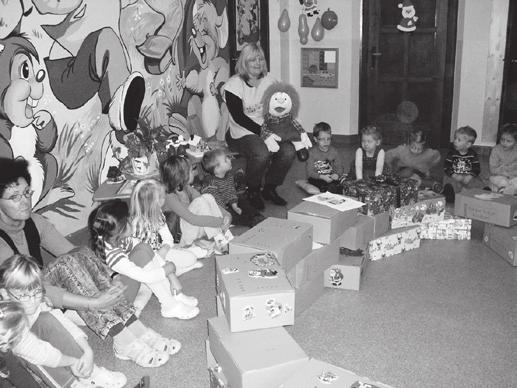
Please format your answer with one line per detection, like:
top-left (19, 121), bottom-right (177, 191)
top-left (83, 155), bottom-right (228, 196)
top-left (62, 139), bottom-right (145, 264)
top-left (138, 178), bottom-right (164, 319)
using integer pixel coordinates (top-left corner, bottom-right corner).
top-left (268, 0), bottom-right (361, 136)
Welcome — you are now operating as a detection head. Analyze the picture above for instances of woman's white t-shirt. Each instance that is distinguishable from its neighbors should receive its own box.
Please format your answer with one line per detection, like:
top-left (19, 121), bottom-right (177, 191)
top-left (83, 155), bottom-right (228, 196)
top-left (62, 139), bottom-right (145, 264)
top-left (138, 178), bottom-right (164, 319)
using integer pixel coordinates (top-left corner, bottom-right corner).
top-left (223, 73), bottom-right (276, 139)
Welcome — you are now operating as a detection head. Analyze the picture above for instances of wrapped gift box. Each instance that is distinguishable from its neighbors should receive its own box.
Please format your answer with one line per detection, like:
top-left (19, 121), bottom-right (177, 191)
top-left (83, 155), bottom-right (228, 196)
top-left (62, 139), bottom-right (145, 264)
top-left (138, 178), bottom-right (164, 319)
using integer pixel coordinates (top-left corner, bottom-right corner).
top-left (279, 358), bottom-right (393, 388)
top-left (288, 201), bottom-right (358, 244)
top-left (396, 177), bottom-right (420, 207)
top-left (216, 253), bottom-right (295, 332)
top-left (287, 240), bottom-right (339, 288)
top-left (324, 254), bottom-right (367, 291)
top-left (390, 191), bottom-right (446, 228)
top-left (367, 225), bottom-right (421, 261)
top-left (207, 316), bottom-right (309, 388)
top-left (229, 217), bottom-right (313, 271)
top-left (455, 189), bottom-right (517, 227)
top-left (342, 180), bottom-right (397, 216)
top-left (419, 213), bottom-right (471, 240)
top-left (206, 339), bottom-right (229, 388)
top-left (372, 211), bottom-right (390, 238)
top-left (483, 223), bottom-right (517, 266)
top-left (338, 214), bottom-right (375, 250)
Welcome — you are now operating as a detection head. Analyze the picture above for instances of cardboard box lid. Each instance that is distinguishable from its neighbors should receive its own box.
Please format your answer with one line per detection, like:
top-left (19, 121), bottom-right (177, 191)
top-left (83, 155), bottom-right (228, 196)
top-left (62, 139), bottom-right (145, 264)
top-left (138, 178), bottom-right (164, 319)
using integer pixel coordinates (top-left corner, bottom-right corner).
top-left (231, 217), bottom-right (312, 250)
top-left (485, 222), bottom-right (517, 239)
top-left (216, 253), bottom-right (293, 296)
top-left (289, 201), bottom-right (342, 219)
top-left (208, 316), bottom-right (308, 372)
top-left (458, 189), bottom-right (517, 205)
top-left (280, 358), bottom-right (393, 387)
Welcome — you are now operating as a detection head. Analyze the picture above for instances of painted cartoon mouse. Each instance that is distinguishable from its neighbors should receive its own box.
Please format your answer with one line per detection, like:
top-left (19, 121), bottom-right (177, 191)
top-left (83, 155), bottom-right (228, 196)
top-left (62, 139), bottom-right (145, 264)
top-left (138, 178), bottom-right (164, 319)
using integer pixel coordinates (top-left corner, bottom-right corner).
top-left (0, 35), bottom-right (58, 206)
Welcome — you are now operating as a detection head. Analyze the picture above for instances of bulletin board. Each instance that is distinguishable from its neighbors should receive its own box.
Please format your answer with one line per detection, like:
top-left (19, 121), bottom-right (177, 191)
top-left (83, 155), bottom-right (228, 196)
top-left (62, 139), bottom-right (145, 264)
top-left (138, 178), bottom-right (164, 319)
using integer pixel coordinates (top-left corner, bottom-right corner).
top-left (300, 48), bottom-right (339, 88)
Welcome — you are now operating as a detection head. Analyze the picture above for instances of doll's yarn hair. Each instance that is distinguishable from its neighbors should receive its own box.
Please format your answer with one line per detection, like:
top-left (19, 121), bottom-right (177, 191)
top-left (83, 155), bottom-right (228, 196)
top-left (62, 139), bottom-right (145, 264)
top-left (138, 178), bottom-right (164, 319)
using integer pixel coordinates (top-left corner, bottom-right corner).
top-left (499, 123), bottom-right (517, 142)
top-left (0, 301), bottom-right (27, 352)
top-left (88, 200), bottom-right (130, 261)
top-left (360, 125), bottom-right (382, 142)
top-left (261, 82), bottom-right (300, 118)
top-left (160, 154), bottom-right (191, 193)
top-left (0, 254), bottom-right (43, 292)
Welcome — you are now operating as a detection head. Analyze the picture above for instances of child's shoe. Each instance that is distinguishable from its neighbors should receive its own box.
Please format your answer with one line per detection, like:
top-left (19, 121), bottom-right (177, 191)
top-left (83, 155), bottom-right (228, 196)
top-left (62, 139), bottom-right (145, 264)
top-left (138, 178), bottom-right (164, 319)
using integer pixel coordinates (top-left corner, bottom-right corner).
top-left (161, 302), bottom-right (199, 319)
top-left (114, 337), bottom-right (169, 368)
top-left (140, 327), bottom-right (181, 355)
top-left (442, 183), bottom-right (455, 203)
top-left (175, 292), bottom-right (198, 307)
top-left (78, 365), bottom-right (127, 388)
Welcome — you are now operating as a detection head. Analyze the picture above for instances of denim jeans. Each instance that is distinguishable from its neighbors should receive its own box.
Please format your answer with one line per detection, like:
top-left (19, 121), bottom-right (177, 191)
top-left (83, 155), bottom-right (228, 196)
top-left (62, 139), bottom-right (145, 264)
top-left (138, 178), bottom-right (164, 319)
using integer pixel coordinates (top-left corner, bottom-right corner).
top-left (226, 132), bottom-right (295, 190)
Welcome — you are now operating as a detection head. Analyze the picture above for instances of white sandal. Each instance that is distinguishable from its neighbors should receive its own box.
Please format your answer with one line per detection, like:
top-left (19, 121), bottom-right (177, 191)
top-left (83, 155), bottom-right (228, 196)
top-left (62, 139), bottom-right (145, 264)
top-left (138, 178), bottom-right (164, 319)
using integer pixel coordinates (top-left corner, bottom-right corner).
top-left (161, 302), bottom-right (199, 319)
top-left (79, 365), bottom-right (127, 388)
top-left (114, 337), bottom-right (169, 368)
top-left (140, 328), bottom-right (181, 355)
top-left (175, 293), bottom-right (198, 307)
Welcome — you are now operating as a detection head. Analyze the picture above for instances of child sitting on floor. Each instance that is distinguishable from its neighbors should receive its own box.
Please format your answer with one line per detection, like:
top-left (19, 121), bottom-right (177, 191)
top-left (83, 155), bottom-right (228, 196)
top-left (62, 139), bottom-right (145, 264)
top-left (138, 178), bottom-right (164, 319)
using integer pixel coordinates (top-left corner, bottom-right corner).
top-left (160, 155), bottom-right (233, 253)
top-left (89, 200), bottom-right (200, 320)
top-left (489, 123), bottom-right (517, 195)
top-left (0, 255), bottom-right (127, 388)
top-left (348, 125), bottom-right (387, 180)
top-left (442, 125), bottom-right (484, 202)
top-left (385, 128), bottom-right (442, 192)
top-left (201, 149), bottom-right (264, 227)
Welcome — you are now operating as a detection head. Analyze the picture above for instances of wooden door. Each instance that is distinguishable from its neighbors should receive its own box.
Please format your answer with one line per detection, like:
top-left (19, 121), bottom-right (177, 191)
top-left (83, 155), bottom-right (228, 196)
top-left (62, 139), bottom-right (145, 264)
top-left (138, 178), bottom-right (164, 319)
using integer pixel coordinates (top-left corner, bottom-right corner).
top-left (360, 0), bottom-right (458, 147)
top-left (500, 0), bottom-right (517, 131)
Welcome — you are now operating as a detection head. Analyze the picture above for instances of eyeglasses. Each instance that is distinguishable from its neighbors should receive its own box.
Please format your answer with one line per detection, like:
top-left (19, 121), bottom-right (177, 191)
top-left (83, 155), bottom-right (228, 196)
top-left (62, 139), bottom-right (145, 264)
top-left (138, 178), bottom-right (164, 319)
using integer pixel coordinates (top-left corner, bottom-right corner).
top-left (7, 288), bottom-right (44, 302)
top-left (1, 189), bottom-right (34, 203)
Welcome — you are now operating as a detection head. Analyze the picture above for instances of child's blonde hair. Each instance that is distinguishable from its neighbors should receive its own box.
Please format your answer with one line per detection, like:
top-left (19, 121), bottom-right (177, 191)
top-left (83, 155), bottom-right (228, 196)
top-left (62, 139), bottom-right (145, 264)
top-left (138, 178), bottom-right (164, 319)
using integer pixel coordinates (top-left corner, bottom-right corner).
top-left (361, 125), bottom-right (382, 142)
top-left (130, 179), bottom-right (166, 242)
top-left (160, 155), bottom-right (191, 193)
top-left (0, 254), bottom-right (43, 292)
top-left (0, 300), bottom-right (27, 352)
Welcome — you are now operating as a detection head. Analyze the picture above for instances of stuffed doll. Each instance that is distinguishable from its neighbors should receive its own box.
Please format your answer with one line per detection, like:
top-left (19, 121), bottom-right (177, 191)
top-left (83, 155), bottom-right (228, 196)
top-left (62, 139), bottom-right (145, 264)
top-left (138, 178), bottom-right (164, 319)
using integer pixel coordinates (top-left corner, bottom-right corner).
top-left (260, 81), bottom-right (312, 161)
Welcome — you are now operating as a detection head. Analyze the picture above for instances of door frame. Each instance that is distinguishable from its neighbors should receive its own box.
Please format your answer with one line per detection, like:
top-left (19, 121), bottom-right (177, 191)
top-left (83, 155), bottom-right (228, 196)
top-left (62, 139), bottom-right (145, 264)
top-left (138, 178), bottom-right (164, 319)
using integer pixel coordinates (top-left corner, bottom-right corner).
top-left (499, 0), bottom-right (516, 135)
top-left (359, 0), bottom-right (459, 147)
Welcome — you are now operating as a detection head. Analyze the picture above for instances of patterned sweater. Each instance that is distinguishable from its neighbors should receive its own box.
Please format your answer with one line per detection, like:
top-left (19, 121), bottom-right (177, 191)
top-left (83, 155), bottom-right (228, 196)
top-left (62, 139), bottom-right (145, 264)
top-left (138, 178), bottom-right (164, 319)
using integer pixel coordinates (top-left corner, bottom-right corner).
top-left (444, 148), bottom-right (480, 177)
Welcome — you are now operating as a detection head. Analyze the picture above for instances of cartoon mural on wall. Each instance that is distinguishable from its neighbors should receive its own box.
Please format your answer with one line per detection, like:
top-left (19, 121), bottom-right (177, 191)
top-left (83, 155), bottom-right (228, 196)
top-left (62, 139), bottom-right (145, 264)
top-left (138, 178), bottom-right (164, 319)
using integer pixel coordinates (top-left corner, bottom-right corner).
top-left (0, 0), bottom-right (229, 234)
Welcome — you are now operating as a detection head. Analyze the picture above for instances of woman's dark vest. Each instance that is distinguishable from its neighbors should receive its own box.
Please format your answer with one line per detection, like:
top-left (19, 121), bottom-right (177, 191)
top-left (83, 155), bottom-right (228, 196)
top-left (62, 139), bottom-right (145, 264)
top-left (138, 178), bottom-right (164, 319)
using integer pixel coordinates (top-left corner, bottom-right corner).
top-left (0, 218), bottom-right (43, 268)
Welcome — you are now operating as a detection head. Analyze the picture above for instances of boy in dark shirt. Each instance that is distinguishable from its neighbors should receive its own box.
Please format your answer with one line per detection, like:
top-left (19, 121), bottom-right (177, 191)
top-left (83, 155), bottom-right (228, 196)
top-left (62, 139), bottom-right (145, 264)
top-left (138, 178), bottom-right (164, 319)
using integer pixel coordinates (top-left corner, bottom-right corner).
top-left (442, 126), bottom-right (484, 202)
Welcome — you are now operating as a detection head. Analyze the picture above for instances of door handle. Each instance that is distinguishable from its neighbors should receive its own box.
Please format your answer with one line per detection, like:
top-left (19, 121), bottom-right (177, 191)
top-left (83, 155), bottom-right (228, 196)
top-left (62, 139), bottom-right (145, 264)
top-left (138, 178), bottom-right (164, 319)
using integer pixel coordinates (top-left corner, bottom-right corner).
top-left (371, 47), bottom-right (382, 69)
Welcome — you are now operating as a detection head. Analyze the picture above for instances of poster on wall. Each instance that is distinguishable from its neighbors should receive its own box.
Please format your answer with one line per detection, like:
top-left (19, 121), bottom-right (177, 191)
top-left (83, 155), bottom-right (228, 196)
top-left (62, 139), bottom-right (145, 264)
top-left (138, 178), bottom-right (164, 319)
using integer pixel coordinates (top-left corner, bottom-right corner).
top-left (301, 48), bottom-right (339, 88)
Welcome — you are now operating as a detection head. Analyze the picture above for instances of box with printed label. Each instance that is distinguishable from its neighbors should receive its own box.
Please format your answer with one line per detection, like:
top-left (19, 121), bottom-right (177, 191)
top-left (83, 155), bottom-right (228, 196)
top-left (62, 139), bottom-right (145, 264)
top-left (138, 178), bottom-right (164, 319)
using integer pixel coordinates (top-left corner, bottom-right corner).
top-left (342, 180), bottom-right (398, 216)
top-left (338, 214), bottom-right (375, 250)
top-left (367, 225), bottom-right (421, 261)
top-left (390, 191), bottom-right (446, 228)
top-left (229, 217), bottom-right (313, 271)
top-left (216, 253), bottom-right (295, 332)
top-left (279, 358), bottom-right (393, 388)
top-left (454, 189), bottom-right (517, 227)
top-left (206, 339), bottom-right (229, 388)
top-left (324, 254), bottom-right (367, 291)
top-left (287, 240), bottom-right (339, 288)
top-left (287, 201), bottom-right (358, 244)
top-left (207, 316), bottom-right (309, 388)
top-left (419, 213), bottom-right (471, 240)
top-left (483, 223), bottom-right (517, 266)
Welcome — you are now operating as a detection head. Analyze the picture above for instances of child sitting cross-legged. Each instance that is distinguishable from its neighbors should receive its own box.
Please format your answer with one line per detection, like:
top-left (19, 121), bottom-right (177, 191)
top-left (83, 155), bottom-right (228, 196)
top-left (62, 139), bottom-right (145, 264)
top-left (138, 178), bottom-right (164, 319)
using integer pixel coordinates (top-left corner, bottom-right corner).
top-left (489, 123), bottom-right (517, 195)
top-left (348, 125), bottom-right (388, 180)
top-left (442, 125), bottom-right (485, 202)
top-left (201, 148), bottom-right (264, 228)
top-left (385, 128), bottom-right (442, 192)
top-left (306, 122), bottom-right (345, 194)
top-left (0, 254), bottom-right (127, 388)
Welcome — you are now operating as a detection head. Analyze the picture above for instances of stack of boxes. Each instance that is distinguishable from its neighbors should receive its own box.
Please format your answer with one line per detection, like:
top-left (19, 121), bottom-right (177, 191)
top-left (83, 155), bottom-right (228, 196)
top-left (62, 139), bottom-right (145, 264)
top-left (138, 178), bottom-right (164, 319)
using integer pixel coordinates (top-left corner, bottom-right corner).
top-left (454, 188), bottom-right (517, 266)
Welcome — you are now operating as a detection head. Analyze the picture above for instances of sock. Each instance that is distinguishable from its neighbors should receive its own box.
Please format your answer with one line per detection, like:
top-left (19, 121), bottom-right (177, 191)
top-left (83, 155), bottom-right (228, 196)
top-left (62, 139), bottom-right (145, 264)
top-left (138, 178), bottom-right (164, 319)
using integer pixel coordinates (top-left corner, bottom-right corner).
top-left (113, 327), bottom-right (137, 349)
top-left (126, 320), bottom-right (147, 338)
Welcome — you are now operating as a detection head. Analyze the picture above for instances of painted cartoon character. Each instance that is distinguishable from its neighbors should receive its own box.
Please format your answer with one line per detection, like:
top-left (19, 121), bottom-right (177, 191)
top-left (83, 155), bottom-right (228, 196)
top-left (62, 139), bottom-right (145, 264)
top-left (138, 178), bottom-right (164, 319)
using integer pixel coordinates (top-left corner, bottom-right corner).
top-left (397, 0), bottom-right (418, 32)
top-left (0, 35), bottom-right (59, 206)
top-left (299, 0), bottom-right (320, 17)
top-left (175, 0), bottom-right (229, 139)
top-left (329, 267), bottom-right (344, 286)
top-left (237, 0), bottom-right (259, 45)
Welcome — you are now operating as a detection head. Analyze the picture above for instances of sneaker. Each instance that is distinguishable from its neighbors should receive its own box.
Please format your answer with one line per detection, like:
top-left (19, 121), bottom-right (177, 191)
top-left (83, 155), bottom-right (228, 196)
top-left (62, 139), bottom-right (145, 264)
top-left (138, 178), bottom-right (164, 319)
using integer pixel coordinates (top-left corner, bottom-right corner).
top-left (175, 292), bottom-right (198, 307)
top-left (262, 186), bottom-right (287, 206)
top-left (161, 302), bottom-right (199, 319)
top-left (247, 189), bottom-right (265, 210)
top-left (442, 183), bottom-right (455, 203)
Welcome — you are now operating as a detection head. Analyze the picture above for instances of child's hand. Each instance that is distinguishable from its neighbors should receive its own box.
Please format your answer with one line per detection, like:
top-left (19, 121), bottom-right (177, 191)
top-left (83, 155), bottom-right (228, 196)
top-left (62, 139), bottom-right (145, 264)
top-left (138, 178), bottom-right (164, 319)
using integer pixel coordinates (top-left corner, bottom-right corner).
top-left (231, 202), bottom-right (242, 215)
top-left (330, 173), bottom-right (339, 181)
top-left (163, 262), bottom-right (177, 276)
top-left (93, 285), bottom-right (126, 310)
top-left (222, 214), bottom-right (232, 231)
top-left (451, 173), bottom-right (463, 182)
top-left (321, 174), bottom-right (333, 183)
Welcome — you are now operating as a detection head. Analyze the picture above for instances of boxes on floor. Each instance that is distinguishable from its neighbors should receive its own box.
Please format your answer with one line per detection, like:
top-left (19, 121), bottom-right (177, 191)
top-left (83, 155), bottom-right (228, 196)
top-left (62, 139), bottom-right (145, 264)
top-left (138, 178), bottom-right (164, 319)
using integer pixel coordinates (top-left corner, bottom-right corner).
top-left (206, 339), bottom-right (229, 388)
top-left (419, 212), bottom-right (471, 240)
top-left (372, 211), bottom-right (390, 238)
top-left (396, 177), bottom-right (420, 207)
top-left (342, 180), bottom-right (397, 216)
top-left (338, 214), bottom-right (375, 250)
top-left (483, 223), bottom-right (517, 266)
top-left (229, 217), bottom-right (313, 271)
top-left (287, 240), bottom-right (339, 288)
top-left (215, 253), bottom-right (295, 332)
top-left (324, 254), bottom-right (367, 291)
top-left (367, 225), bottom-right (421, 261)
top-left (390, 190), bottom-right (446, 228)
top-left (295, 271), bottom-right (326, 317)
top-left (454, 189), bottom-right (517, 227)
top-left (279, 358), bottom-right (393, 388)
top-left (287, 201), bottom-right (358, 244)
top-left (207, 316), bottom-right (309, 388)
